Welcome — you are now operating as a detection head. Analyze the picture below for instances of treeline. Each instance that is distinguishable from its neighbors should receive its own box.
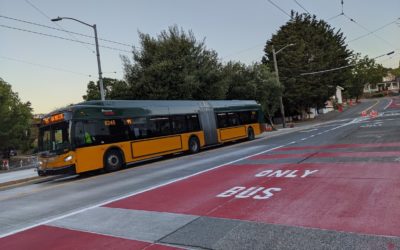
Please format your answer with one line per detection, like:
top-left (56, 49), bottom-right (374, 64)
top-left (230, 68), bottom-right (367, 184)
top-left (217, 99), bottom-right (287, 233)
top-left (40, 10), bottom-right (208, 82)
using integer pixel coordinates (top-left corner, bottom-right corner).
top-left (80, 13), bottom-right (389, 120)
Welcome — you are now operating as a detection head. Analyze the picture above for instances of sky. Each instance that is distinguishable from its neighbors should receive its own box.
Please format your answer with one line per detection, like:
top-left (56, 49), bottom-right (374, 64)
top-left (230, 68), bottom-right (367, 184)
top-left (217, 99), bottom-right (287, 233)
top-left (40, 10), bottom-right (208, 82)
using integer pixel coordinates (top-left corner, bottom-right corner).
top-left (1, 0), bottom-right (399, 114)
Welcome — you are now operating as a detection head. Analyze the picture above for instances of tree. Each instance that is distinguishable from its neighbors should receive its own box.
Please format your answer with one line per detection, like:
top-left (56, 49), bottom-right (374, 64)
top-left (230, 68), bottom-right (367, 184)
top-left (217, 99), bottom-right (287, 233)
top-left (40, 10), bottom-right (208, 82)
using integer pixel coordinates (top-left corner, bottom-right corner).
top-left (263, 12), bottom-right (352, 115)
top-left (83, 78), bottom-right (130, 101)
top-left (0, 78), bottom-right (33, 152)
top-left (121, 25), bottom-right (225, 100)
top-left (223, 62), bottom-right (281, 125)
top-left (345, 55), bottom-right (387, 99)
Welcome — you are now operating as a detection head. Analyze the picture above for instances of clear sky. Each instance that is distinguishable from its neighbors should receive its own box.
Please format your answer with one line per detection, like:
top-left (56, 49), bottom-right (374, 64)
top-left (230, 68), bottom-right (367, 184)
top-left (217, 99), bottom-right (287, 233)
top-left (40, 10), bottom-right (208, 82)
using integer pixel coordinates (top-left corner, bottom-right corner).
top-left (1, 0), bottom-right (399, 114)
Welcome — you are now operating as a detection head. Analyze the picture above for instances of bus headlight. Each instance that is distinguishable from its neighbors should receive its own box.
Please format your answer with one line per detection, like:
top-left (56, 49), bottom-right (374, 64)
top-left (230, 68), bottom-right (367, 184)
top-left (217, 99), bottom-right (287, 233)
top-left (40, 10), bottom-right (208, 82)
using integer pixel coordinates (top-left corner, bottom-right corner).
top-left (64, 155), bottom-right (73, 162)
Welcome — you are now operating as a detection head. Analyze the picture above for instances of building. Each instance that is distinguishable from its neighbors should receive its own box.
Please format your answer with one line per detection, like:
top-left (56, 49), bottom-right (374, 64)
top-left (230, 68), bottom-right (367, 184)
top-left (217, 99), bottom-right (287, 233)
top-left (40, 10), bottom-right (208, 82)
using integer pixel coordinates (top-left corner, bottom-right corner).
top-left (363, 72), bottom-right (400, 94)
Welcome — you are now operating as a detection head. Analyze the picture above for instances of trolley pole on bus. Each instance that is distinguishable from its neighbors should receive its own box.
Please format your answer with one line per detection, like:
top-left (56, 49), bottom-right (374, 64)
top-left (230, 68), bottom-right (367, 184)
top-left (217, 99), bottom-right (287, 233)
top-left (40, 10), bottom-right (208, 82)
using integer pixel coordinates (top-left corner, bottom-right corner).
top-left (272, 43), bottom-right (295, 128)
top-left (51, 16), bottom-right (105, 101)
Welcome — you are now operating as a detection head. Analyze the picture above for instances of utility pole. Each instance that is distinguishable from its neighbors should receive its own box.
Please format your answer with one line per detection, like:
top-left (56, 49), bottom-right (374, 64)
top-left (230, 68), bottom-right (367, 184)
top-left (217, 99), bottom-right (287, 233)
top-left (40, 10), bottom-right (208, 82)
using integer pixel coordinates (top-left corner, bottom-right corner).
top-left (271, 43), bottom-right (295, 128)
top-left (272, 45), bottom-right (286, 128)
top-left (93, 24), bottom-right (105, 101)
top-left (52, 17), bottom-right (105, 101)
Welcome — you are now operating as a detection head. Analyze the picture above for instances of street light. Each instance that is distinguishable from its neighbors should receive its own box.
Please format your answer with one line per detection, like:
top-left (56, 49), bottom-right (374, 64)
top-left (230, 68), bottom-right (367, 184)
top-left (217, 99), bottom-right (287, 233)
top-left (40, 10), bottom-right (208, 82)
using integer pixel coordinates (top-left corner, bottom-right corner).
top-left (51, 16), bottom-right (105, 101)
top-left (272, 43), bottom-right (295, 128)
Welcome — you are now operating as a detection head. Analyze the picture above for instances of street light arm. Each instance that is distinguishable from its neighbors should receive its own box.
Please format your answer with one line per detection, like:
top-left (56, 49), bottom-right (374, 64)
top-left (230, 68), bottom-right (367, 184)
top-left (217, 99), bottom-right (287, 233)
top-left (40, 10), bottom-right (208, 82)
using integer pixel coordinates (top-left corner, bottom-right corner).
top-left (51, 16), bottom-right (94, 28)
top-left (51, 15), bottom-right (104, 101)
top-left (275, 43), bottom-right (295, 55)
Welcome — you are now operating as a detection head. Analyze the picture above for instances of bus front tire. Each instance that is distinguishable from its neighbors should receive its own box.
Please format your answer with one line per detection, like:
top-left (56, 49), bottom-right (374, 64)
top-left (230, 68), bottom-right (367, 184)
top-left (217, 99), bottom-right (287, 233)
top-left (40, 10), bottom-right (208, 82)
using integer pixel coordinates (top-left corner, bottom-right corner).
top-left (247, 127), bottom-right (255, 141)
top-left (104, 149), bottom-right (123, 172)
top-left (188, 136), bottom-right (200, 154)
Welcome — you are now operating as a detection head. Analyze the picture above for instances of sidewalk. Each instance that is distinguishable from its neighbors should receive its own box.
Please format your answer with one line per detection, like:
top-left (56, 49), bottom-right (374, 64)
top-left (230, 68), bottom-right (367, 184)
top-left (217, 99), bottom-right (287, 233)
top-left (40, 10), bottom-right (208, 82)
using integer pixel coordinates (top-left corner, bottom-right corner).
top-left (0, 168), bottom-right (40, 188)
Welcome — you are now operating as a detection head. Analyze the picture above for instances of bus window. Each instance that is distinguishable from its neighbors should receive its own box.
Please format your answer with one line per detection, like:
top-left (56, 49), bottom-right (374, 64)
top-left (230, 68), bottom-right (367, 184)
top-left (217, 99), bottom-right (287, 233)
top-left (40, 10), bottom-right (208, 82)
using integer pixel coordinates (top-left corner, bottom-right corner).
top-left (250, 111), bottom-right (258, 123)
top-left (106, 119), bottom-right (129, 142)
top-left (74, 119), bottom-right (129, 146)
top-left (148, 116), bottom-right (171, 137)
top-left (216, 113), bottom-right (228, 128)
top-left (228, 112), bottom-right (241, 126)
top-left (239, 111), bottom-right (251, 125)
top-left (186, 114), bottom-right (200, 132)
top-left (171, 115), bottom-right (187, 134)
top-left (127, 117), bottom-right (148, 139)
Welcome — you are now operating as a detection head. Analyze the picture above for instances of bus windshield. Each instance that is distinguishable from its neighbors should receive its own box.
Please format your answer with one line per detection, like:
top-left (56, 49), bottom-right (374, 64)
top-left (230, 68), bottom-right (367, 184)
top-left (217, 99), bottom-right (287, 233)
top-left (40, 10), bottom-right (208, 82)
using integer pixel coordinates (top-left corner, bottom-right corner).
top-left (38, 121), bottom-right (71, 154)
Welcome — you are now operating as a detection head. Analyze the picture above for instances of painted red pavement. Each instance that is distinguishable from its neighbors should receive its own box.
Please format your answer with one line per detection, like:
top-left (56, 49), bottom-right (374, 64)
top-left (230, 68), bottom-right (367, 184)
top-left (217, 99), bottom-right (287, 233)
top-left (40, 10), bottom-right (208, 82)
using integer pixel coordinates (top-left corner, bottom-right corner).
top-left (251, 150), bottom-right (400, 159)
top-left (0, 225), bottom-right (179, 250)
top-left (107, 158), bottom-right (400, 237)
top-left (274, 142), bottom-right (400, 151)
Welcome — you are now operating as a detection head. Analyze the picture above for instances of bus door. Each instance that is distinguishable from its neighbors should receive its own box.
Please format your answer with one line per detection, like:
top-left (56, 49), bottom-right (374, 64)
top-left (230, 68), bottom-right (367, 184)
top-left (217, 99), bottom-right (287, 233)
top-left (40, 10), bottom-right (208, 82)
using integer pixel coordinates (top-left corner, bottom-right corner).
top-left (199, 106), bottom-right (218, 145)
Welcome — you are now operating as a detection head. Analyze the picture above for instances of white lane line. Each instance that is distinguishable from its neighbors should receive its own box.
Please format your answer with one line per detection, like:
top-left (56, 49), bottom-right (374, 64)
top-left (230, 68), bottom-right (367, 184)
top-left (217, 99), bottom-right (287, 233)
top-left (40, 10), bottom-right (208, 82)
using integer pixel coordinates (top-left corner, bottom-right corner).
top-left (300, 128), bottom-right (318, 133)
top-left (301, 138), bottom-right (307, 141)
top-left (361, 99), bottom-right (380, 114)
top-left (384, 98), bottom-right (393, 110)
top-left (0, 118), bottom-right (359, 239)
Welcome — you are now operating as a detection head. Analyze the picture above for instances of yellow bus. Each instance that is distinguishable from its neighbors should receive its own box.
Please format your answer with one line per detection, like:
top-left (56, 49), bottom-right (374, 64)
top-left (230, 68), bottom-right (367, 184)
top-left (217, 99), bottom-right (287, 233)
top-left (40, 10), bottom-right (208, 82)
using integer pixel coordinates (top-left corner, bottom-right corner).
top-left (37, 100), bottom-right (263, 176)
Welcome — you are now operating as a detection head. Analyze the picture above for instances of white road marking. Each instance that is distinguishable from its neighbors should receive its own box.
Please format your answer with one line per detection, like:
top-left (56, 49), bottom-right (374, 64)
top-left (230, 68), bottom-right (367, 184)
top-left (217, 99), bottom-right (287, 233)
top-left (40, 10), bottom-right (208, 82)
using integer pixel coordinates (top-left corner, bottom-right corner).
top-left (360, 99), bottom-right (380, 114)
top-left (300, 128), bottom-right (318, 133)
top-left (384, 98), bottom-right (393, 110)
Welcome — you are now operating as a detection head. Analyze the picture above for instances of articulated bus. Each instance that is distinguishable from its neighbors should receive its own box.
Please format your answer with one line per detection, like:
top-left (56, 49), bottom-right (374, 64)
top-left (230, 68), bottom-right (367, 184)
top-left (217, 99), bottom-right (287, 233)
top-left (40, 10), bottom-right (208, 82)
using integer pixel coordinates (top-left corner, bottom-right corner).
top-left (37, 100), bottom-right (263, 176)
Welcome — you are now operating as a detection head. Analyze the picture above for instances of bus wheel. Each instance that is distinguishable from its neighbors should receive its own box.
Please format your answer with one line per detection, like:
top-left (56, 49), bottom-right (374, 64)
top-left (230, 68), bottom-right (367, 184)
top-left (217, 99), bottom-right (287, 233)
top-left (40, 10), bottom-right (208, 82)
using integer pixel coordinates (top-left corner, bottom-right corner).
top-left (104, 150), bottom-right (123, 172)
top-left (247, 127), bottom-right (255, 141)
top-left (188, 136), bottom-right (200, 154)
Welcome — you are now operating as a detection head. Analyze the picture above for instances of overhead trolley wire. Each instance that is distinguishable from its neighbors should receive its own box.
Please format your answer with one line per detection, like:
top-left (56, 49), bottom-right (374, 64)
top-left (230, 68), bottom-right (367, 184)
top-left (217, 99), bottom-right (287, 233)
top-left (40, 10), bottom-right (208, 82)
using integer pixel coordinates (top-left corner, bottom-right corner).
top-left (0, 55), bottom-right (92, 77)
top-left (293, 0), bottom-right (310, 15)
top-left (348, 18), bottom-right (400, 43)
top-left (266, 0), bottom-right (291, 18)
top-left (0, 24), bottom-right (131, 53)
top-left (24, 0), bottom-right (95, 53)
top-left (0, 15), bottom-right (133, 48)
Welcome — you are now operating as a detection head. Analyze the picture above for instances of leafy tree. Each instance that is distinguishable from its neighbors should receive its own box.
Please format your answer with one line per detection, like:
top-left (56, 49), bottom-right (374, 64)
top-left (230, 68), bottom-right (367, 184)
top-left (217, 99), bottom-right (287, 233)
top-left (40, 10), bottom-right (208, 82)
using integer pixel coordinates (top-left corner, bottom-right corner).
top-left (345, 55), bottom-right (387, 99)
top-left (263, 12), bottom-right (352, 115)
top-left (223, 62), bottom-right (281, 125)
top-left (389, 66), bottom-right (400, 78)
top-left (122, 25), bottom-right (225, 100)
top-left (0, 78), bottom-right (33, 152)
top-left (83, 78), bottom-right (130, 101)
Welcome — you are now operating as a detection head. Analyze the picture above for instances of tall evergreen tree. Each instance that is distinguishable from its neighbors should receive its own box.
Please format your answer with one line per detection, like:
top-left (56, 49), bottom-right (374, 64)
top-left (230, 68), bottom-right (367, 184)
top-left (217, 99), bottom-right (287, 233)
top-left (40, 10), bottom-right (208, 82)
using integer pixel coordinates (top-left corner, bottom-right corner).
top-left (263, 12), bottom-right (352, 115)
top-left (122, 25), bottom-right (225, 100)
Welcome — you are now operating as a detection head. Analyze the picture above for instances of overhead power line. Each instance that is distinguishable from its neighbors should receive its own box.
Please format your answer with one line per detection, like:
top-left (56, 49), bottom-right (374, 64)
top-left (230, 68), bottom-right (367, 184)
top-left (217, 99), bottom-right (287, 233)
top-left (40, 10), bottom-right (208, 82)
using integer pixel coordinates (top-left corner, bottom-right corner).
top-left (293, 0), bottom-right (310, 15)
top-left (267, 0), bottom-right (291, 18)
top-left (348, 18), bottom-right (400, 43)
top-left (326, 0), bottom-right (396, 49)
top-left (24, 0), bottom-right (94, 53)
top-left (0, 55), bottom-right (92, 76)
top-left (0, 15), bottom-right (132, 48)
top-left (0, 24), bottom-right (131, 53)
top-left (300, 51), bottom-right (395, 76)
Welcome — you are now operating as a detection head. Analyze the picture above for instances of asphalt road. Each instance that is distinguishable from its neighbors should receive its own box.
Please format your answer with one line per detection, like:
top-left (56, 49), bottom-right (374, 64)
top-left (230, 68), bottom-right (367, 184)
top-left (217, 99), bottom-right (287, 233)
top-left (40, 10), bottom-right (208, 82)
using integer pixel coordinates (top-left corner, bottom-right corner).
top-left (1, 97), bottom-right (400, 249)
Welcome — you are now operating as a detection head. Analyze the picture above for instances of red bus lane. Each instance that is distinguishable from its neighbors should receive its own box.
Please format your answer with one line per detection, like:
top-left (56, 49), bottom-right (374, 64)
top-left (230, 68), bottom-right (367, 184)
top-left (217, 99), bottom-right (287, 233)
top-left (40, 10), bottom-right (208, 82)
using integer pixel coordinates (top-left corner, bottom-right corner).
top-left (0, 225), bottom-right (180, 250)
top-left (107, 147), bottom-right (400, 237)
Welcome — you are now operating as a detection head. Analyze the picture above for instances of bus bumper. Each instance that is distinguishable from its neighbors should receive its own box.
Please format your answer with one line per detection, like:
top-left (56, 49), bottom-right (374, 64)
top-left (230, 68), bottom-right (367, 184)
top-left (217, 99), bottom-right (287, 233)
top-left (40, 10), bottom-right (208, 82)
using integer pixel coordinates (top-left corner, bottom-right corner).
top-left (37, 164), bottom-right (76, 176)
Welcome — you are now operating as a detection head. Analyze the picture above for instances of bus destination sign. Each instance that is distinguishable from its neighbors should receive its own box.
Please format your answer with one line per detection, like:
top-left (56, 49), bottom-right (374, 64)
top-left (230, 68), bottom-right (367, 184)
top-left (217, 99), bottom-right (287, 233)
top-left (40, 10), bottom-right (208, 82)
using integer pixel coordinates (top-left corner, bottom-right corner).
top-left (42, 113), bottom-right (65, 125)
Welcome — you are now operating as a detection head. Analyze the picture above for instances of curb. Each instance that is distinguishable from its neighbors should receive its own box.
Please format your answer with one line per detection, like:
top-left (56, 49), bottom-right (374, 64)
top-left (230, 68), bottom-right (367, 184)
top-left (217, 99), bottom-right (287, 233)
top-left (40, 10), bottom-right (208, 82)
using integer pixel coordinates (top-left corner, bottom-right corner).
top-left (0, 175), bottom-right (56, 190)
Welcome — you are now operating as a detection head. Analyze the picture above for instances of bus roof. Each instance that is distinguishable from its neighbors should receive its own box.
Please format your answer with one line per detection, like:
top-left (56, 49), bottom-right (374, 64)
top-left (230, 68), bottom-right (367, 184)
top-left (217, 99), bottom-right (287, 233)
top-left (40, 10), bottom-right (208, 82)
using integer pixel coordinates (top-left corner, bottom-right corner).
top-left (46, 100), bottom-right (261, 119)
